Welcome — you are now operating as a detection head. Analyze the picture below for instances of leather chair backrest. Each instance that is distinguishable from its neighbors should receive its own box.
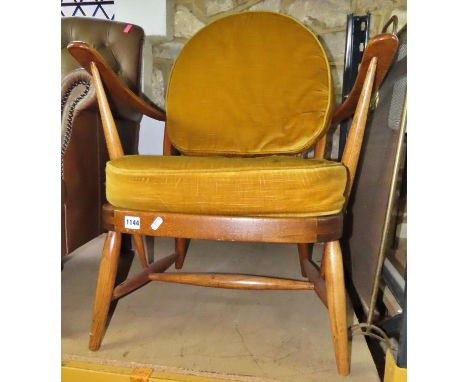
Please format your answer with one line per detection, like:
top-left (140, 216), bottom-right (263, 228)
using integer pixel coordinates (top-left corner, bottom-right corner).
top-left (166, 11), bottom-right (333, 156)
top-left (61, 17), bottom-right (144, 94)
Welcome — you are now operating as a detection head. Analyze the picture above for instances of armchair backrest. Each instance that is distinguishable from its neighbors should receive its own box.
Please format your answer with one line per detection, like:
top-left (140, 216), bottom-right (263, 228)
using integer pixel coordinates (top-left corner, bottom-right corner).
top-left (61, 17), bottom-right (144, 95)
top-left (166, 11), bottom-right (333, 157)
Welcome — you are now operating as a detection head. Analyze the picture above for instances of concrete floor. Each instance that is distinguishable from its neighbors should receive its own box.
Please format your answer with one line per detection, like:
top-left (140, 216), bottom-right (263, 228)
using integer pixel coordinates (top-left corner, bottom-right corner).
top-left (62, 235), bottom-right (379, 382)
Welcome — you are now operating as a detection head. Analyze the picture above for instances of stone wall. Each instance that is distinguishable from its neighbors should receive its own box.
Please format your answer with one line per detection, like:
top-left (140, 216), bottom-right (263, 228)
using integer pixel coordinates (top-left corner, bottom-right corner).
top-left (150, 0), bottom-right (407, 109)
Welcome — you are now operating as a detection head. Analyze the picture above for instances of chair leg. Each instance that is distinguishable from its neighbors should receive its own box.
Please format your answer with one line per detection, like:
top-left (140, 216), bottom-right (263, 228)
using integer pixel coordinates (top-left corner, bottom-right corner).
top-left (297, 243), bottom-right (312, 277)
top-left (145, 236), bottom-right (155, 264)
top-left (89, 231), bottom-right (122, 351)
top-left (175, 238), bottom-right (190, 269)
top-left (320, 243), bottom-right (329, 278)
top-left (132, 234), bottom-right (149, 268)
top-left (324, 240), bottom-right (350, 376)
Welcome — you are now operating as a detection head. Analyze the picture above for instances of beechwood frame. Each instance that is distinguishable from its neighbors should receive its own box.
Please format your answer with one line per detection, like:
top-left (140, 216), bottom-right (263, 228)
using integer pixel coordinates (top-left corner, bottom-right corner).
top-left (67, 31), bottom-right (398, 376)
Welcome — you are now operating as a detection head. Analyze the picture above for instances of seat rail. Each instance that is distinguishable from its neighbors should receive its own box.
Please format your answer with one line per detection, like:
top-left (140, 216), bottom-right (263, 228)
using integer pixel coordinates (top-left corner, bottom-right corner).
top-left (102, 204), bottom-right (343, 244)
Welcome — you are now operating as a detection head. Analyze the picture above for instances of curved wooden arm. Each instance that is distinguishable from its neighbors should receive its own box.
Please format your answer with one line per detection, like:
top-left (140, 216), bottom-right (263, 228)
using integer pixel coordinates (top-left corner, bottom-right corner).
top-left (67, 41), bottom-right (166, 122)
top-left (332, 33), bottom-right (398, 125)
top-left (342, 56), bottom-right (377, 203)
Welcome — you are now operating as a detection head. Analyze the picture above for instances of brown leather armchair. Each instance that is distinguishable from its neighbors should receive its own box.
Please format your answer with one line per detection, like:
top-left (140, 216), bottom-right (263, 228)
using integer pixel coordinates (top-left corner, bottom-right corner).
top-left (61, 17), bottom-right (145, 257)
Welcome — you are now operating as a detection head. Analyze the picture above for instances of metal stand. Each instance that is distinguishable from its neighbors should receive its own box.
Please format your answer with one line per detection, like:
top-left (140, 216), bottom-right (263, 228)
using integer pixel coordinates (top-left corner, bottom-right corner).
top-left (397, 283), bottom-right (407, 368)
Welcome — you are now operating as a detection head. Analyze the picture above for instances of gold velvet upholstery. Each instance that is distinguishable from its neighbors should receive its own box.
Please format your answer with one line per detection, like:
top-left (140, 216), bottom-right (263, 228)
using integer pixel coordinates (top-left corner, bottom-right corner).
top-left (105, 12), bottom-right (343, 218)
top-left (166, 12), bottom-right (333, 156)
top-left (106, 155), bottom-right (347, 217)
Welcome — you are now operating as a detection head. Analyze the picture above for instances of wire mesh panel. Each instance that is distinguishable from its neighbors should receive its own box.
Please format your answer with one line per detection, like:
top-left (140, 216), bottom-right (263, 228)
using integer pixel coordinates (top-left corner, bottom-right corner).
top-left (345, 25), bottom-right (407, 310)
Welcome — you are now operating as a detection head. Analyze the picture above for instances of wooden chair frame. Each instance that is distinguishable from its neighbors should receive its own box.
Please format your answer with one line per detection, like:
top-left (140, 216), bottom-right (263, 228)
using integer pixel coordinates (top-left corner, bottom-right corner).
top-left (68, 32), bottom-right (398, 376)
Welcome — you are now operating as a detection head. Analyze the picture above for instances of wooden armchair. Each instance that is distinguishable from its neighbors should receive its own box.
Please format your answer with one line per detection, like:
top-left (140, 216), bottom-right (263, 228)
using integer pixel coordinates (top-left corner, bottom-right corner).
top-left (68, 11), bottom-right (398, 376)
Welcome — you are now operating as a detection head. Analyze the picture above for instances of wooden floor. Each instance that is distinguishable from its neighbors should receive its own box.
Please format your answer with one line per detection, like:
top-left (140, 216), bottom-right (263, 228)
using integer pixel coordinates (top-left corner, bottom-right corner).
top-left (62, 235), bottom-right (380, 382)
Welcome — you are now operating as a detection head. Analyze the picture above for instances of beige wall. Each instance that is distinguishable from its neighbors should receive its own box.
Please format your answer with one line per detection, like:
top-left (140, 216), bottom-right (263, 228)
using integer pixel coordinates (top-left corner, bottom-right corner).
top-left (149, 0), bottom-right (407, 109)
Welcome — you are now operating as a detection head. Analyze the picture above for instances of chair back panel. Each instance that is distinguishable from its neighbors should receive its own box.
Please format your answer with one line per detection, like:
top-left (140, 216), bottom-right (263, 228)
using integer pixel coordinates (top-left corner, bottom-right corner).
top-left (166, 12), bottom-right (333, 156)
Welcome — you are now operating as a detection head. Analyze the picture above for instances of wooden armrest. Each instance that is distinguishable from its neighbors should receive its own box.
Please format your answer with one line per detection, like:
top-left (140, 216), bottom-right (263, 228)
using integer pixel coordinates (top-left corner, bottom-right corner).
top-left (332, 33), bottom-right (399, 125)
top-left (67, 41), bottom-right (166, 122)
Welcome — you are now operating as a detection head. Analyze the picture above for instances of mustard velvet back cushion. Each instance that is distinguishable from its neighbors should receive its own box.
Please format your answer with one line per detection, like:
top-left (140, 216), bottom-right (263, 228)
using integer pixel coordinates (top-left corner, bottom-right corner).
top-left (166, 11), bottom-right (333, 156)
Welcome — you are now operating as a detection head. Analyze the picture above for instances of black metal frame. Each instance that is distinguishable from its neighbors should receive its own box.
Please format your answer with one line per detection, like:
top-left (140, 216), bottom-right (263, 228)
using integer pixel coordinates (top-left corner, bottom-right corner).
top-left (397, 282), bottom-right (407, 368)
top-left (339, 13), bottom-right (371, 159)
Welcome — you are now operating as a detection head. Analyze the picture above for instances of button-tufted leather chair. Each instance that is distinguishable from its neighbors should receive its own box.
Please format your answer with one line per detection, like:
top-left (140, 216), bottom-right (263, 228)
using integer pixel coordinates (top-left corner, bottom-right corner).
top-left (61, 17), bottom-right (145, 257)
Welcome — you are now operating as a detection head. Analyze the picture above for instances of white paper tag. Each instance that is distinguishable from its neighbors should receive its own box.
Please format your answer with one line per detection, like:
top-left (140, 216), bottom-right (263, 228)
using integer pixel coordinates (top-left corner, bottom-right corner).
top-left (124, 216), bottom-right (140, 230)
top-left (151, 216), bottom-right (163, 231)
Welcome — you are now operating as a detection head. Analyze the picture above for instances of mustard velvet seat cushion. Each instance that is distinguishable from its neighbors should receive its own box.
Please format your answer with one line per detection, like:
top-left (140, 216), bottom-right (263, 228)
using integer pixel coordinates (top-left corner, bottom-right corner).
top-left (166, 11), bottom-right (333, 156)
top-left (106, 155), bottom-right (347, 217)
